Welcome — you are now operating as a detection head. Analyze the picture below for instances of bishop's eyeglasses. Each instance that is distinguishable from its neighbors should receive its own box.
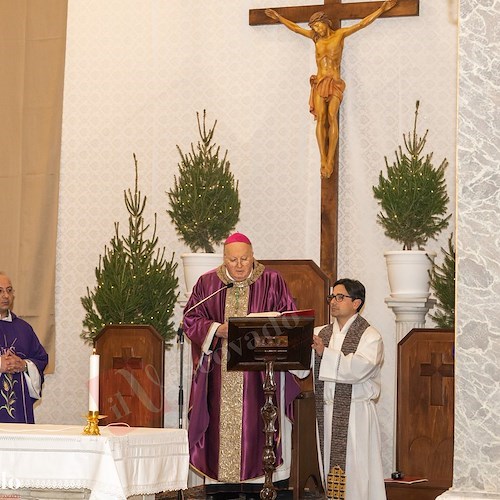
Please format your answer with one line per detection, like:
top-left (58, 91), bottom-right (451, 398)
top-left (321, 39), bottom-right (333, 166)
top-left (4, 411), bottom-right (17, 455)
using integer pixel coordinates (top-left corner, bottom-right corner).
top-left (326, 293), bottom-right (353, 304)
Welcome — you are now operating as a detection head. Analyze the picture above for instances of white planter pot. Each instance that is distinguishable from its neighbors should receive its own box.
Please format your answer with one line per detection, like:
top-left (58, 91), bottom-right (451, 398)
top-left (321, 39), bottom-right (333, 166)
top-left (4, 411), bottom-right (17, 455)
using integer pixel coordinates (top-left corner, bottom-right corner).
top-left (181, 253), bottom-right (223, 298)
top-left (384, 250), bottom-right (436, 299)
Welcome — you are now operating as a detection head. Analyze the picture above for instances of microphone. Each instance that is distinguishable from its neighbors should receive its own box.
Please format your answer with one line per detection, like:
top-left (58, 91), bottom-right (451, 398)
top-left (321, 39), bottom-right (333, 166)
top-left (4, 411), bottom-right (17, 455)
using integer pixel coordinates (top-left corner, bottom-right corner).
top-left (176, 282), bottom-right (234, 430)
top-left (183, 282), bottom-right (234, 316)
top-left (178, 283), bottom-right (234, 344)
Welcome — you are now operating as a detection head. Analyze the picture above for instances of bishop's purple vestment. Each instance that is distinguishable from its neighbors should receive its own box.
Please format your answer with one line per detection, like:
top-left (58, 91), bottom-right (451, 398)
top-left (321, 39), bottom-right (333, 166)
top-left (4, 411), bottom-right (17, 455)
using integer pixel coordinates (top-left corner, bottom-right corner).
top-left (183, 263), bottom-right (300, 482)
top-left (0, 313), bottom-right (48, 423)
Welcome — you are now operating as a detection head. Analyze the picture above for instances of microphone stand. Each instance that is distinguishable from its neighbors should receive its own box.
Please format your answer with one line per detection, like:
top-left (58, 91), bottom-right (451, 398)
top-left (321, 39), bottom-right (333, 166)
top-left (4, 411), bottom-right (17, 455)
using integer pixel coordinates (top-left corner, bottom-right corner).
top-left (177, 321), bottom-right (185, 430)
top-left (176, 282), bottom-right (233, 500)
top-left (177, 282), bottom-right (234, 429)
top-left (177, 322), bottom-right (185, 500)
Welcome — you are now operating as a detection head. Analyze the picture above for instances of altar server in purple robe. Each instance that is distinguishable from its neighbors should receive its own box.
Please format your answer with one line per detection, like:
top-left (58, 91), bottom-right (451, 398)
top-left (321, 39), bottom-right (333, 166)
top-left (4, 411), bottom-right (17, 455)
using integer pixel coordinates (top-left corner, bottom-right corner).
top-left (183, 232), bottom-right (300, 495)
top-left (0, 272), bottom-right (48, 423)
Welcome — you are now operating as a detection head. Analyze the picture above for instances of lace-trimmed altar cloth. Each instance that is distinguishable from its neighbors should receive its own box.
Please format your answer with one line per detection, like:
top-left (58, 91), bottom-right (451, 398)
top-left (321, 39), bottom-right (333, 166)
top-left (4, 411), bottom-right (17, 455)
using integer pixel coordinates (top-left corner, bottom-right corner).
top-left (0, 423), bottom-right (189, 499)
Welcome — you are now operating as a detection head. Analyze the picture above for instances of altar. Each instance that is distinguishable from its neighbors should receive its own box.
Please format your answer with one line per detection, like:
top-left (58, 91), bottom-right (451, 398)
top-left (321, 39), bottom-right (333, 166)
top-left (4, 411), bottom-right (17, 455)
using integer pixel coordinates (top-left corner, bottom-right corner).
top-left (0, 423), bottom-right (189, 500)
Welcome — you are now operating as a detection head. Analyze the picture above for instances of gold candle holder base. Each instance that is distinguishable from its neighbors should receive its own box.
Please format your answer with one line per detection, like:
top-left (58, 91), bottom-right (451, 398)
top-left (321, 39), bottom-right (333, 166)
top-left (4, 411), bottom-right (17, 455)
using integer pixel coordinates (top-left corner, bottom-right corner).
top-left (83, 410), bottom-right (106, 435)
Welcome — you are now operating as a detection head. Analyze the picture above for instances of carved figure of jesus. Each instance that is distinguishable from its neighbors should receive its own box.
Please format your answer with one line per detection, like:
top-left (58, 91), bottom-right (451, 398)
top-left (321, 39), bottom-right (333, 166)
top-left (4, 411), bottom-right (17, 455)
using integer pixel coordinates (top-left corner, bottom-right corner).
top-left (266, 0), bottom-right (397, 178)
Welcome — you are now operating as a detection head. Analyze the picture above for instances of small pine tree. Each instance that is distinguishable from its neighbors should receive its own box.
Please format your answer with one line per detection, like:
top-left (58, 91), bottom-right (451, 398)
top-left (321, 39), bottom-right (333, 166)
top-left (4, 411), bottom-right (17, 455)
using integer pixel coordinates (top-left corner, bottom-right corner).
top-left (167, 110), bottom-right (240, 253)
top-left (373, 101), bottom-right (451, 250)
top-left (429, 234), bottom-right (455, 329)
top-left (81, 155), bottom-right (179, 347)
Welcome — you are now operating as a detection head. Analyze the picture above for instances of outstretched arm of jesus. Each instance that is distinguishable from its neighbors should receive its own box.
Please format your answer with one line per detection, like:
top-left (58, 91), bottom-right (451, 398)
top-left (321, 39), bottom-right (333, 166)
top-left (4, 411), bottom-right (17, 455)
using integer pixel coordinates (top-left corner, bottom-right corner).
top-left (265, 9), bottom-right (314, 38)
top-left (342, 0), bottom-right (398, 37)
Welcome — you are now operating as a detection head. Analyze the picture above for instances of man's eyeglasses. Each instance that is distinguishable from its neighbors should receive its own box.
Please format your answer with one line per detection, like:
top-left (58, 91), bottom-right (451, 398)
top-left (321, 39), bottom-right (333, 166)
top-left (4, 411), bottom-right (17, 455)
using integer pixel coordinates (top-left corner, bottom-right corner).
top-left (326, 293), bottom-right (353, 304)
top-left (0, 288), bottom-right (14, 296)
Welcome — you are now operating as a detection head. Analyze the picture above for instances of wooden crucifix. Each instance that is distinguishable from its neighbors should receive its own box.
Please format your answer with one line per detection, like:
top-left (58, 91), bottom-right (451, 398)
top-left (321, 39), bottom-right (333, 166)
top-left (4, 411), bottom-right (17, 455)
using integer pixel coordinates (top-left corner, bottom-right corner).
top-left (250, 0), bottom-right (419, 282)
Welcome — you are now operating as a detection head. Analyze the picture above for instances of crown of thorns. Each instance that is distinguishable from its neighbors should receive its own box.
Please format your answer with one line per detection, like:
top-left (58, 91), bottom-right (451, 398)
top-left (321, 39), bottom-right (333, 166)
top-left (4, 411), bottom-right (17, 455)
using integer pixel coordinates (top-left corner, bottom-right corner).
top-left (308, 12), bottom-right (333, 29)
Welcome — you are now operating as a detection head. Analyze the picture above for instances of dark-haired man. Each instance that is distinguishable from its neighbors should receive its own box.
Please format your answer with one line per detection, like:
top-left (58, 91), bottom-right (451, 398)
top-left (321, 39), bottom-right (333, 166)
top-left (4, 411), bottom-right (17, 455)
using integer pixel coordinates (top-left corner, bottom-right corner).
top-left (311, 278), bottom-right (386, 499)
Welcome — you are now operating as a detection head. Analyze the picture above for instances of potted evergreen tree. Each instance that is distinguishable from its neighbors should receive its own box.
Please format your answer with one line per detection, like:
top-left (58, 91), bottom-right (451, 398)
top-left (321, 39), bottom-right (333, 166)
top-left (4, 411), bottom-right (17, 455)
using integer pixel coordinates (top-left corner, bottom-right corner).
top-left (372, 101), bottom-right (451, 298)
top-left (429, 234), bottom-right (455, 328)
top-left (167, 110), bottom-right (240, 296)
top-left (81, 154), bottom-right (179, 347)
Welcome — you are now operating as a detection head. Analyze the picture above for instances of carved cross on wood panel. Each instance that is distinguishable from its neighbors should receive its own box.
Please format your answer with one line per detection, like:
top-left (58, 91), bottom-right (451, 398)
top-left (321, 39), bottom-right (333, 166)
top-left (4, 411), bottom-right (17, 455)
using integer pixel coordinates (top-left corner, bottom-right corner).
top-left (420, 352), bottom-right (454, 406)
top-left (249, 0), bottom-right (419, 281)
top-left (111, 346), bottom-right (143, 408)
top-left (112, 346), bottom-right (143, 370)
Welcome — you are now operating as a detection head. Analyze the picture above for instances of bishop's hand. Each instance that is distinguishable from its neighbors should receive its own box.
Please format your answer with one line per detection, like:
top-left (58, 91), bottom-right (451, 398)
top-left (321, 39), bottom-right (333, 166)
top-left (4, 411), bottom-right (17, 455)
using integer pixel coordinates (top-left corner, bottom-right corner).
top-left (215, 322), bottom-right (229, 339)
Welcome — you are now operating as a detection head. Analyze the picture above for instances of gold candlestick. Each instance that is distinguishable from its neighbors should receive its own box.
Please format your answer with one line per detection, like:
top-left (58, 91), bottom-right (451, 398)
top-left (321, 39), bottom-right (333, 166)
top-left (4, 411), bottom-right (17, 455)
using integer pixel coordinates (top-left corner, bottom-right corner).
top-left (83, 410), bottom-right (105, 435)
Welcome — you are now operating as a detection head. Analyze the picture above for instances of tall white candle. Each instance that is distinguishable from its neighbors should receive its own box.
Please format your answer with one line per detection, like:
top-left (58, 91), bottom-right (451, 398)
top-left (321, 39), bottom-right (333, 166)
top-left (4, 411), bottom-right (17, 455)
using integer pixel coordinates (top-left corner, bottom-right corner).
top-left (88, 350), bottom-right (100, 413)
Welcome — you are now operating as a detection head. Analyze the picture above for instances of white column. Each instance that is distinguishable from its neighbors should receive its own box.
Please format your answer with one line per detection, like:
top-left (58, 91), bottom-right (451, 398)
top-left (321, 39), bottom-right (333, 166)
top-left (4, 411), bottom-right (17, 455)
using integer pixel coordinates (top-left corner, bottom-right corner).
top-left (385, 295), bottom-right (436, 469)
top-left (385, 296), bottom-right (436, 343)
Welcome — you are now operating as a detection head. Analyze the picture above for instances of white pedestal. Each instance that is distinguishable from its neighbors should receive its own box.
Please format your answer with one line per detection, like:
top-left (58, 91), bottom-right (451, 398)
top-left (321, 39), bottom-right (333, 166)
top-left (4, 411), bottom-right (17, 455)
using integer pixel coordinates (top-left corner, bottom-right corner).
top-left (385, 295), bottom-right (437, 343)
top-left (385, 295), bottom-right (436, 469)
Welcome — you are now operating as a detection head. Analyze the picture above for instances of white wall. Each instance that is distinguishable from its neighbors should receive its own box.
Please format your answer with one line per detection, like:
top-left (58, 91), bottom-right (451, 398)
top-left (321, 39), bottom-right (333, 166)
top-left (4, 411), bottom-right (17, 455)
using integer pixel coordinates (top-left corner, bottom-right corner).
top-left (36, 0), bottom-right (457, 479)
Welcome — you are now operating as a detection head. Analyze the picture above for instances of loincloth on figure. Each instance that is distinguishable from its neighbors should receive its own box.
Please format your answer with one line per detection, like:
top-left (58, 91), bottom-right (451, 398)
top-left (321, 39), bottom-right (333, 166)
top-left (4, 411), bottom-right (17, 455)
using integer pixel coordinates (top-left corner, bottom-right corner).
top-left (309, 75), bottom-right (346, 119)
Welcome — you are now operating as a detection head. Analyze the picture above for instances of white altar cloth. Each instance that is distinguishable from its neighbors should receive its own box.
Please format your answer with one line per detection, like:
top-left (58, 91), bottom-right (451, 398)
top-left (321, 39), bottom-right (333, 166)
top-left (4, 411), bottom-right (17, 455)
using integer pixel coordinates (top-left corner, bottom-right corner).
top-left (0, 423), bottom-right (189, 500)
